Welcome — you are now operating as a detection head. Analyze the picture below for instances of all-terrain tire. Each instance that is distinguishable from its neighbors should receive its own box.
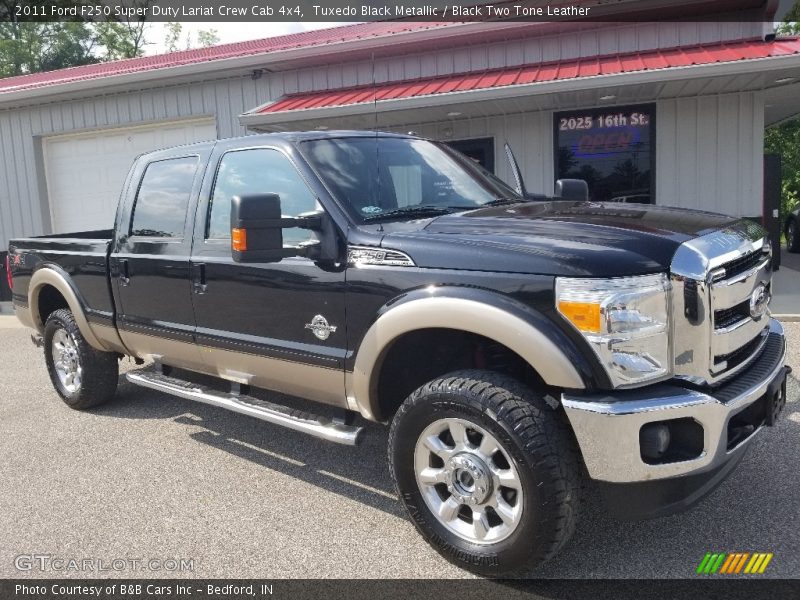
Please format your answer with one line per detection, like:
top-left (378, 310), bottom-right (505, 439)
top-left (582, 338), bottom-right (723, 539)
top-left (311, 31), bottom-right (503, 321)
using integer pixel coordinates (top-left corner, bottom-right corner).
top-left (388, 369), bottom-right (581, 575)
top-left (44, 308), bottom-right (118, 409)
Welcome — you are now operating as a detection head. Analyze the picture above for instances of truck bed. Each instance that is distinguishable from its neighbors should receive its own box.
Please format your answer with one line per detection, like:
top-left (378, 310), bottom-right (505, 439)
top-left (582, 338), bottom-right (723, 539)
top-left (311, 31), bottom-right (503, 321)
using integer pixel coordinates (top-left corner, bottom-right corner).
top-left (9, 230), bottom-right (115, 327)
top-left (13, 230), bottom-right (113, 253)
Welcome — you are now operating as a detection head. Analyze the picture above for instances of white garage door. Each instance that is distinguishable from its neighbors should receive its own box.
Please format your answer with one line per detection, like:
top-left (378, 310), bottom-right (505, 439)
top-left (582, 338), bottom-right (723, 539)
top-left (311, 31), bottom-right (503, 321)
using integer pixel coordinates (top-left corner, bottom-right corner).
top-left (43, 118), bottom-right (216, 233)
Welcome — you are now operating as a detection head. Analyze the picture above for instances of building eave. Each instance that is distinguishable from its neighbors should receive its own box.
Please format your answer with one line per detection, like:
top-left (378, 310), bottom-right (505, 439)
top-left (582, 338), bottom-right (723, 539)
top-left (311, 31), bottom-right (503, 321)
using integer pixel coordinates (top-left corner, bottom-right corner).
top-left (239, 52), bottom-right (800, 129)
top-left (0, 22), bottom-right (538, 109)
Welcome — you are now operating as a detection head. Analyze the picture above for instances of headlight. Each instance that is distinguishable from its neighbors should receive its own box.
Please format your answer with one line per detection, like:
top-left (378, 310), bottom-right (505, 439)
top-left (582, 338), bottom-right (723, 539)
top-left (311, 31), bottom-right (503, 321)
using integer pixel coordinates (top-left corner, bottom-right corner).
top-left (556, 274), bottom-right (671, 388)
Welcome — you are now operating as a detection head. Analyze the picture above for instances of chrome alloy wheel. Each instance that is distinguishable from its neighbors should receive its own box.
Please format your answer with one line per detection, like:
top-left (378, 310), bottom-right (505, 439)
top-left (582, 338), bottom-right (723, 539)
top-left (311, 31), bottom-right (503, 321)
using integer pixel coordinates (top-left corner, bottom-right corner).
top-left (414, 418), bottom-right (523, 544)
top-left (51, 328), bottom-right (82, 394)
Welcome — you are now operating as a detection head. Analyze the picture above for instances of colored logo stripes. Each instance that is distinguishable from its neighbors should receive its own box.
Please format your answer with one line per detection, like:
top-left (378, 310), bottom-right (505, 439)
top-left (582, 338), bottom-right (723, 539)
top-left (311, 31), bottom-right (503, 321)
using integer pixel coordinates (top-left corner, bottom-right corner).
top-left (696, 552), bottom-right (773, 575)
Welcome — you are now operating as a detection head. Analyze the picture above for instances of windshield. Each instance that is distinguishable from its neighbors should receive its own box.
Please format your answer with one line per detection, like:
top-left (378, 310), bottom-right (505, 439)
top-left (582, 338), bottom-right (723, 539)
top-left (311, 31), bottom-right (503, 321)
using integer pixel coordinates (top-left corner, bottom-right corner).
top-left (299, 136), bottom-right (521, 222)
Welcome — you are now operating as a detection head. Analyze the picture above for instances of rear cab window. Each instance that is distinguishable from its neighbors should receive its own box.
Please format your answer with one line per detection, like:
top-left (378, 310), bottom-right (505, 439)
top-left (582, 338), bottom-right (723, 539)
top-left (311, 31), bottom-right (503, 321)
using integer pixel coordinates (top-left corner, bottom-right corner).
top-left (130, 156), bottom-right (199, 238)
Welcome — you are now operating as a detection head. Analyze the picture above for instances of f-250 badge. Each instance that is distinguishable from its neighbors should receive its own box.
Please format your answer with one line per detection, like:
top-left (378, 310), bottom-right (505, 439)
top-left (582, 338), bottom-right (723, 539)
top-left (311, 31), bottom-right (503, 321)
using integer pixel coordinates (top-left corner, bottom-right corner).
top-left (304, 315), bottom-right (337, 341)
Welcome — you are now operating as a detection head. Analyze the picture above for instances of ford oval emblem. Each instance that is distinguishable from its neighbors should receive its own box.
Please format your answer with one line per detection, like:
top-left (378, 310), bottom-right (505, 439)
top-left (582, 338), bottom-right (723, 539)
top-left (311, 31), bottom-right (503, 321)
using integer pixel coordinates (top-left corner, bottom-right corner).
top-left (749, 283), bottom-right (770, 320)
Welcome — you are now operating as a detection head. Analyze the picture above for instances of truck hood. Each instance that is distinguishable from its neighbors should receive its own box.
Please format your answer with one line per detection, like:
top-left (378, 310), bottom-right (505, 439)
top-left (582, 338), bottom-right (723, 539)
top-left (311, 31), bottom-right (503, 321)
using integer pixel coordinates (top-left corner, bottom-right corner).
top-left (380, 201), bottom-right (743, 277)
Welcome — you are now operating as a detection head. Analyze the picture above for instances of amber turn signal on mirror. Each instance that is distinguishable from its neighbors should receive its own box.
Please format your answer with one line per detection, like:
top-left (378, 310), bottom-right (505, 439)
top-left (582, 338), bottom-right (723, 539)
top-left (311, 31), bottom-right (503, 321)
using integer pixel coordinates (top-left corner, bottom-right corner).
top-left (231, 228), bottom-right (247, 252)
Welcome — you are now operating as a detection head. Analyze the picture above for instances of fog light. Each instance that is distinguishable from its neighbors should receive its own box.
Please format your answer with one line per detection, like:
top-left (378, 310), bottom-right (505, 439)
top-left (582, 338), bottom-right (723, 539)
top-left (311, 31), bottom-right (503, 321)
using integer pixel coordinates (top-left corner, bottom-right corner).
top-left (640, 418), bottom-right (704, 464)
top-left (640, 423), bottom-right (670, 461)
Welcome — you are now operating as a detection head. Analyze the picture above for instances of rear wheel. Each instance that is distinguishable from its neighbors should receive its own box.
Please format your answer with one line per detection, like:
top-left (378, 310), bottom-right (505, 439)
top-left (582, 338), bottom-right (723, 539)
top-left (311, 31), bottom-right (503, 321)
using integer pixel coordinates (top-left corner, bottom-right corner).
top-left (388, 370), bottom-right (581, 575)
top-left (787, 220), bottom-right (800, 253)
top-left (44, 308), bottom-right (118, 409)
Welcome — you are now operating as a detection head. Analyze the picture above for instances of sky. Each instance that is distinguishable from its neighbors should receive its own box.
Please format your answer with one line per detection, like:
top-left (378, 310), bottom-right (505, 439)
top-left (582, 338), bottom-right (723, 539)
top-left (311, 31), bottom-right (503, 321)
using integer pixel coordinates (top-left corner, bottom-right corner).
top-left (145, 22), bottom-right (349, 55)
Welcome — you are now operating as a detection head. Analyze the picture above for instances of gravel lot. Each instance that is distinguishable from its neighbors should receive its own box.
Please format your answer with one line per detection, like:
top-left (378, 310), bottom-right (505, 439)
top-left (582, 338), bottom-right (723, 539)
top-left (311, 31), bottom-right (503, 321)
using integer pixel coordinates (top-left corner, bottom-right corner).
top-left (0, 317), bottom-right (797, 579)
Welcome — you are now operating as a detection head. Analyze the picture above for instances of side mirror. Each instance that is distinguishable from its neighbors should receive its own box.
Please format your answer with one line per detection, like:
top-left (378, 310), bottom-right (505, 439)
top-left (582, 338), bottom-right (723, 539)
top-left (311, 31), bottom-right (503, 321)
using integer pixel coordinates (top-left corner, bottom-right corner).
top-left (231, 193), bottom-right (322, 263)
top-left (555, 179), bottom-right (589, 202)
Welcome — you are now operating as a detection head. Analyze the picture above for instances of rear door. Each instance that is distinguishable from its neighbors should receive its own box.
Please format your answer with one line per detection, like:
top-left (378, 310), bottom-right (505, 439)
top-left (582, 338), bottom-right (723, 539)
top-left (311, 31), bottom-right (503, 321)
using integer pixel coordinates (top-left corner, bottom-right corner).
top-left (188, 142), bottom-right (348, 407)
top-left (110, 148), bottom-right (210, 371)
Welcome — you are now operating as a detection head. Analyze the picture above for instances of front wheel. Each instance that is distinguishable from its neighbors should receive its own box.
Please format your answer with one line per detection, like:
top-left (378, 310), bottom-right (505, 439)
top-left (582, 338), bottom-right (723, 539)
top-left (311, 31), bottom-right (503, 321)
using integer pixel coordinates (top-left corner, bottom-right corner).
top-left (44, 308), bottom-right (119, 409)
top-left (388, 370), bottom-right (581, 575)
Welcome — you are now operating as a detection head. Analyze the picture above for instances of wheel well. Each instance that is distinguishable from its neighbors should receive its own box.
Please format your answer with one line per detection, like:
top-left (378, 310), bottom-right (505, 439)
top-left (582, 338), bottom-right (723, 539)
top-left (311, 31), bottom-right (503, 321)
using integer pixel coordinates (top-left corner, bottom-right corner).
top-left (375, 328), bottom-right (549, 422)
top-left (37, 284), bottom-right (69, 325)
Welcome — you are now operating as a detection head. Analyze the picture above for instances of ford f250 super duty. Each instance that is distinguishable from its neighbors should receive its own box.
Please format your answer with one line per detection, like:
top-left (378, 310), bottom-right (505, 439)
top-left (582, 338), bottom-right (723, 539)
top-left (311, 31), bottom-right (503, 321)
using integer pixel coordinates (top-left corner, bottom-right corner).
top-left (7, 131), bottom-right (790, 574)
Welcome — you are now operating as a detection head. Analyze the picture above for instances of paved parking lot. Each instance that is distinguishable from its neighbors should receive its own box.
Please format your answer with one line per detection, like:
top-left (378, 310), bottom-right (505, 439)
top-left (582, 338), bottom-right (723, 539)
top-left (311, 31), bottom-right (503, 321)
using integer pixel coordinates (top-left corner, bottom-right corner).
top-left (772, 250), bottom-right (800, 316)
top-left (0, 317), bottom-right (798, 579)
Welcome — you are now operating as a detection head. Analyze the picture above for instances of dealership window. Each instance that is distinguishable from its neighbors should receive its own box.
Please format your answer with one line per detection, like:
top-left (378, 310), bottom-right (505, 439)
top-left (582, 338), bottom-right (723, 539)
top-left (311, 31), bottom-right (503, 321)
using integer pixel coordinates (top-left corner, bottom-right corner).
top-left (130, 156), bottom-right (199, 238)
top-left (208, 149), bottom-right (319, 244)
top-left (554, 105), bottom-right (655, 204)
top-left (446, 138), bottom-right (495, 173)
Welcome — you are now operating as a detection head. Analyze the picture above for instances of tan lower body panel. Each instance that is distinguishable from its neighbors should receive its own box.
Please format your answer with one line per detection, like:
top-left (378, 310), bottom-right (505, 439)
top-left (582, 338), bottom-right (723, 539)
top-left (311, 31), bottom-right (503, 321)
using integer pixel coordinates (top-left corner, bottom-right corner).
top-left (14, 304), bottom-right (35, 330)
top-left (121, 330), bottom-right (347, 409)
top-left (92, 323), bottom-right (132, 355)
top-left (17, 302), bottom-right (128, 355)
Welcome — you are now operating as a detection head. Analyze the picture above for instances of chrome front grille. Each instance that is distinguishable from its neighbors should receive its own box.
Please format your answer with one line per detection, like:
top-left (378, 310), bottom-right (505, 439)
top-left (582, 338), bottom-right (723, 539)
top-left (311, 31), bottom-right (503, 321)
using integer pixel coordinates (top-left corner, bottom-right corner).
top-left (714, 301), bottom-right (750, 329)
top-left (670, 220), bottom-right (772, 387)
top-left (715, 250), bottom-right (765, 280)
top-left (714, 332), bottom-right (767, 372)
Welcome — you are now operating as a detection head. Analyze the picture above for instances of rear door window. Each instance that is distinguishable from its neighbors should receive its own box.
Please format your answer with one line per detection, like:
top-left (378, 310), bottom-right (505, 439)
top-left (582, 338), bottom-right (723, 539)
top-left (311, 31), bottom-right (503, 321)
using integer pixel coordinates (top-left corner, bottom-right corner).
top-left (130, 156), bottom-right (199, 238)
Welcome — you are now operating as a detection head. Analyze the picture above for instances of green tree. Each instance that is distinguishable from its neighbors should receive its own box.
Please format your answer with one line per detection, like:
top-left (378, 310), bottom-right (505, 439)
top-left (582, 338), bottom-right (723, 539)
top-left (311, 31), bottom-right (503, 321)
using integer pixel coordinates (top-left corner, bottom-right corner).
top-left (97, 0), bottom-right (154, 59)
top-left (0, 22), bottom-right (98, 76)
top-left (163, 21), bottom-right (182, 53)
top-left (0, 1), bottom-right (152, 76)
top-left (95, 20), bottom-right (149, 60)
top-left (778, 0), bottom-right (800, 27)
top-left (764, 3), bottom-right (800, 223)
top-left (765, 119), bottom-right (800, 220)
top-left (196, 29), bottom-right (220, 48)
top-left (164, 23), bottom-right (220, 52)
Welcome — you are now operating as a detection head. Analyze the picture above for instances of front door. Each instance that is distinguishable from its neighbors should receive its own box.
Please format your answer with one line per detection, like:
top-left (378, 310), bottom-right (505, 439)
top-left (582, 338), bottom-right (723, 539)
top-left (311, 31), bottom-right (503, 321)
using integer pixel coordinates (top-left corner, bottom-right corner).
top-left (190, 145), bottom-right (347, 407)
top-left (111, 153), bottom-right (206, 371)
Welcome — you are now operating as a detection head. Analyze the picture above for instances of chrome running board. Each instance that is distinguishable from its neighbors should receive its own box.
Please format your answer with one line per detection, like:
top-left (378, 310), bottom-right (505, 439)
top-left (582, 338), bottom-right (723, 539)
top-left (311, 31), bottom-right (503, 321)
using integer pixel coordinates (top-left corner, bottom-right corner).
top-left (126, 370), bottom-right (364, 446)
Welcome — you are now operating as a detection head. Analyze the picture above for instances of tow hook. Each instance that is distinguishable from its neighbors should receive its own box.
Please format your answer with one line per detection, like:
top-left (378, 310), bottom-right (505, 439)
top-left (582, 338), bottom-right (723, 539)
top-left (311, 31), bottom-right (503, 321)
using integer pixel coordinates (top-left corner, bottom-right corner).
top-left (31, 333), bottom-right (43, 348)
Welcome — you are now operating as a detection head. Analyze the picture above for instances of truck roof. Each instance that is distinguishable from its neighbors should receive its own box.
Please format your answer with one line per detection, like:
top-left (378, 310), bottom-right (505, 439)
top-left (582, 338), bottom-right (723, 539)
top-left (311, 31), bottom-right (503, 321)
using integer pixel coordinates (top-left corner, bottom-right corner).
top-left (145, 129), bottom-right (416, 157)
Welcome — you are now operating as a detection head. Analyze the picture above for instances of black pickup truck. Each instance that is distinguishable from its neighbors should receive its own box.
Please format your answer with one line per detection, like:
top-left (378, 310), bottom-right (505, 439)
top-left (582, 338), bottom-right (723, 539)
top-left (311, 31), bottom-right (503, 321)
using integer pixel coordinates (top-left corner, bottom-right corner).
top-left (7, 131), bottom-right (790, 574)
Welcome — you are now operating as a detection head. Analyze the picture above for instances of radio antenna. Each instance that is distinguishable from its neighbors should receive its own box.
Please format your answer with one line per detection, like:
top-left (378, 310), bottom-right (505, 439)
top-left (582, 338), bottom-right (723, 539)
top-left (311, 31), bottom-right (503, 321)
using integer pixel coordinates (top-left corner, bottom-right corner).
top-left (372, 51), bottom-right (378, 133)
top-left (372, 51), bottom-right (382, 229)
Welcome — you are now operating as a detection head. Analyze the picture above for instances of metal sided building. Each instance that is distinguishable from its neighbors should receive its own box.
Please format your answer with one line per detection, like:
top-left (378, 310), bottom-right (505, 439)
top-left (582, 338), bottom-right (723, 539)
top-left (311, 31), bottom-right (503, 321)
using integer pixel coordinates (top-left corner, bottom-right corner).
top-left (2, 1), bottom-right (800, 299)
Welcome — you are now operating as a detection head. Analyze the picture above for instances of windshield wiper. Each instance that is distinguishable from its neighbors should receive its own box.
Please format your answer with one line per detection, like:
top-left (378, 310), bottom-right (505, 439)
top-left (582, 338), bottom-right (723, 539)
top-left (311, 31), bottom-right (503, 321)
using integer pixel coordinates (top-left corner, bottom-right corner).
top-left (482, 196), bottom-right (527, 207)
top-left (362, 205), bottom-right (455, 222)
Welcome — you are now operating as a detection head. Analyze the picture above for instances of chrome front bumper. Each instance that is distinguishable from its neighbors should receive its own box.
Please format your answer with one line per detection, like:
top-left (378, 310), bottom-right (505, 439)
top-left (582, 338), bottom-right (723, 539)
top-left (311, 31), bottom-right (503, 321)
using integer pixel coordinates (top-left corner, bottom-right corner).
top-left (562, 319), bottom-right (787, 483)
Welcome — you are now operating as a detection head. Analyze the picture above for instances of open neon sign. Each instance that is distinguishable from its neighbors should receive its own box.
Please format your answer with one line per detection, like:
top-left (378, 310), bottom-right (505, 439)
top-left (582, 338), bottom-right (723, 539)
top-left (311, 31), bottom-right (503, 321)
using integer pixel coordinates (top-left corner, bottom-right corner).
top-left (573, 127), bottom-right (643, 158)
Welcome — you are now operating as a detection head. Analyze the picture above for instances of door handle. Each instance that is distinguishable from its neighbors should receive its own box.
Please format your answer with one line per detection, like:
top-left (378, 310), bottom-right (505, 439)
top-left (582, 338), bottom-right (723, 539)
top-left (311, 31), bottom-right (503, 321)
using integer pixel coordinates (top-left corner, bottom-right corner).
top-left (193, 263), bottom-right (207, 294)
top-left (119, 259), bottom-right (130, 287)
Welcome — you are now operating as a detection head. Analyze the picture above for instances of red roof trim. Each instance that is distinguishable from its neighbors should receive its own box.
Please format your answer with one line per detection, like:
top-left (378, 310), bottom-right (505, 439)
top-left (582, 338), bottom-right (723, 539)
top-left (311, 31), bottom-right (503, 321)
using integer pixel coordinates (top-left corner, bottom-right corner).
top-left (0, 22), bottom-right (450, 95)
top-left (256, 38), bottom-right (800, 115)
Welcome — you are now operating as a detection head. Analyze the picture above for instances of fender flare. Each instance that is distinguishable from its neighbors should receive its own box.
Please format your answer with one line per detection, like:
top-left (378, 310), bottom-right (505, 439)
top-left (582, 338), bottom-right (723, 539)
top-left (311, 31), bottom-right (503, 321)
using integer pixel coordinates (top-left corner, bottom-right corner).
top-left (346, 287), bottom-right (588, 421)
top-left (28, 267), bottom-right (116, 352)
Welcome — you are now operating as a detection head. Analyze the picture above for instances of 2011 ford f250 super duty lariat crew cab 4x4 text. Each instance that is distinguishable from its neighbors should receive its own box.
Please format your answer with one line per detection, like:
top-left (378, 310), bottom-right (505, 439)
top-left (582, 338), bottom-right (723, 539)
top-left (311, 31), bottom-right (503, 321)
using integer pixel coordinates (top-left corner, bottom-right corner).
top-left (6, 131), bottom-right (790, 574)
